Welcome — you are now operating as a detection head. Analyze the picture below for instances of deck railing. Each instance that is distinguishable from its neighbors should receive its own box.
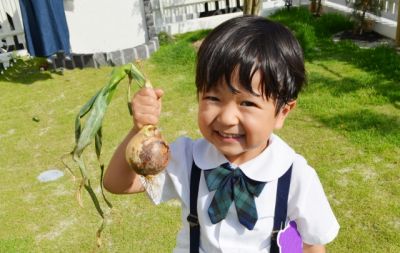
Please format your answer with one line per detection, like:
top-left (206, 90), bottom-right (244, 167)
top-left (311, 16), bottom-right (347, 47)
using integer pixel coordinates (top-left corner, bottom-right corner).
top-left (0, 0), bottom-right (27, 71)
top-left (0, 0), bottom-right (398, 71)
top-left (151, 0), bottom-right (398, 35)
top-left (151, 0), bottom-right (287, 34)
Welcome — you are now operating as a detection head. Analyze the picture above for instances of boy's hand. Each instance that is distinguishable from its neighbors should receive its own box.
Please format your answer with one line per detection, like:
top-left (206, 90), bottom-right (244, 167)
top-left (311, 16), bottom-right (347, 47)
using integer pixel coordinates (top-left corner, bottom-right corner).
top-left (131, 87), bottom-right (164, 130)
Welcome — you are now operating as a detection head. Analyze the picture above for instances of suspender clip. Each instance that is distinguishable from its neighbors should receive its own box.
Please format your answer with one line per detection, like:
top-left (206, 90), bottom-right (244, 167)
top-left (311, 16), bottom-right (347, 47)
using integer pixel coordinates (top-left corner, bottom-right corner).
top-left (271, 229), bottom-right (280, 241)
top-left (187, 213), bottom-right (200, 227)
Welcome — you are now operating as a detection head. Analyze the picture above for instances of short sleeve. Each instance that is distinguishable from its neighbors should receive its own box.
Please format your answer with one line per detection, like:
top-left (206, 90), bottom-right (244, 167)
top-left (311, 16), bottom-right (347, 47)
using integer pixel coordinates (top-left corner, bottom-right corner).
top-left (140, 136), bottom-right (193, 206)
top-left (288, 156), bottom-right (340, 245)
top-left (139, 170), bottom-right (177, 204)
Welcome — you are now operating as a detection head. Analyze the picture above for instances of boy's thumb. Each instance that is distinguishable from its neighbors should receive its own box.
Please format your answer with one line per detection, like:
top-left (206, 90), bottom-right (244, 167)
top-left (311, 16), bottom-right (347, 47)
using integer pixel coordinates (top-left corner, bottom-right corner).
top-left (154, 88), bottom-right (164, 99)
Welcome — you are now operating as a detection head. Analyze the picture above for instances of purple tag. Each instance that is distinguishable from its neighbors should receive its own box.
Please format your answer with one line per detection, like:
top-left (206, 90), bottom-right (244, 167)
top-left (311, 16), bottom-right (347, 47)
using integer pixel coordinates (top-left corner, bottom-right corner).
top-left (277, 221), bottom-right (302, 253)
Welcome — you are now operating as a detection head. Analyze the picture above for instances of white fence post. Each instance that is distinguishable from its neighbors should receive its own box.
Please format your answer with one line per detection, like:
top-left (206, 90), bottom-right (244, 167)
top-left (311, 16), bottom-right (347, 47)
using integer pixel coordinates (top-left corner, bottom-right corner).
top-left (151, 0), bottom-right (298, 35)
top-left (0, 0), bottom-right (398, 72)
top-left (0, 0), bottom-right (27, 71)
top-left (152, 0), bottom-right (397, 37)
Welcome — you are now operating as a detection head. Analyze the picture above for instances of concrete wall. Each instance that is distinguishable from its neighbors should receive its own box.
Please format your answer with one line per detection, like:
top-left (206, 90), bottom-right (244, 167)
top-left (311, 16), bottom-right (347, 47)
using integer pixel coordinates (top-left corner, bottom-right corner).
top-left (46, 0), bottom-right (159, 69)
top-left (64, 0), bottom-right (147, 54)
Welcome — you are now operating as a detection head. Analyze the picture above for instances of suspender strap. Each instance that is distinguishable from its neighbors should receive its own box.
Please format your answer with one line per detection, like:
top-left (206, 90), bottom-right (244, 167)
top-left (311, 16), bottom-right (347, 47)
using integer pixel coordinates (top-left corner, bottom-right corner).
top-left (187, 162), bottom-right (201, 253)
top-left (270, 165), bottom-right (293, 253)
top-left (188, 162), bottom-right (292, 253)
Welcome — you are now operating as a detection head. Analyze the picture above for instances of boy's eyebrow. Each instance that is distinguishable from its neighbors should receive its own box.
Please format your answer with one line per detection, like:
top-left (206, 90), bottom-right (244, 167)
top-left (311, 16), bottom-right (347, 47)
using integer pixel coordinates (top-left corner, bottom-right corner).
top-left (219, 85), bottom-right (263, 98)
top-left (246, 92), bottom-right (261, 98)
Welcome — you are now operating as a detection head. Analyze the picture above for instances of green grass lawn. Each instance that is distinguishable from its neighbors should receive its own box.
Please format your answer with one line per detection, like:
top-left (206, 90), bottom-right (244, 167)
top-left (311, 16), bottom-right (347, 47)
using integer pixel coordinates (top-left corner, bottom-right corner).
top-left (0, 7), bottom-right (399, 252)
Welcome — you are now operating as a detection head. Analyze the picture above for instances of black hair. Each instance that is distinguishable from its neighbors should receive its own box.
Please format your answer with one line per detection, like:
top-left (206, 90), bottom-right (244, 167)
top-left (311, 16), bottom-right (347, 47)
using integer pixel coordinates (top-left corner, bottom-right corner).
top-left (196, 16), bottom-right (306, 114)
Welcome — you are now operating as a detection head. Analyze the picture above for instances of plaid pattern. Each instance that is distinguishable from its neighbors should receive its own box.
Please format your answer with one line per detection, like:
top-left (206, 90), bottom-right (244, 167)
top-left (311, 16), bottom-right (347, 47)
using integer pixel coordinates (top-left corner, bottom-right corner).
top-left (204, 163), bottom-right (266, 230)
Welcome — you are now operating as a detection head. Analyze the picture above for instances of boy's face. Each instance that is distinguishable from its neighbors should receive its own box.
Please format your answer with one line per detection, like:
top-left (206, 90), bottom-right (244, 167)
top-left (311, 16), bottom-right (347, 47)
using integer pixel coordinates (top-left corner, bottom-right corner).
top-left (197, 71), bottom-right (296, 165)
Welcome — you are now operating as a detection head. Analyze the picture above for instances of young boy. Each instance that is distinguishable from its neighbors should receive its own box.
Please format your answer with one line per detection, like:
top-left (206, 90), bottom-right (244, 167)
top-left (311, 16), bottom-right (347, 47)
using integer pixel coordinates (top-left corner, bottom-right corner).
top-left (104, 16), bottom-right (339, 253)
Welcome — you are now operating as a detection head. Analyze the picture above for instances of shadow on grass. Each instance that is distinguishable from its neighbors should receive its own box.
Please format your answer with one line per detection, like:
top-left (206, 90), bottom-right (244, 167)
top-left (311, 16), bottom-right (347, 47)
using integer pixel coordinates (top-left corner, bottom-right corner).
top-left (309, 71), bottom-right (400, 108)
top-left (271, 8), bottom-right (400, 108)
top-left (309, 41), bottom-right (400, 83)
top-left (271, 8), bottom-right (400, 147)
top-left (304, 63), bottom-right (399, 147)
top-left (0, 57), bottom-right (59, 85)
top-left (318, 109), bottom-right (400, 146)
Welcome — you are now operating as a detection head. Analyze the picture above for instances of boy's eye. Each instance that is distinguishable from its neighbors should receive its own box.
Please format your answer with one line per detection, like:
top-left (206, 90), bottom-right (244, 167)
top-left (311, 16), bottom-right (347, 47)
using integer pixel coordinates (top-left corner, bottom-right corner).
top-left (240, 101), bottom-right (257, 107)
top-left (204, 96), bottom-right (219, 102)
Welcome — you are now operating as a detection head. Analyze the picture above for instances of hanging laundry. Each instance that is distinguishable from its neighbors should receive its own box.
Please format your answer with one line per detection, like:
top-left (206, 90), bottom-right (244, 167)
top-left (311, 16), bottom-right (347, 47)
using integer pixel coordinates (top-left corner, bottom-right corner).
top-left (19, 0), bottom-right (71, 57)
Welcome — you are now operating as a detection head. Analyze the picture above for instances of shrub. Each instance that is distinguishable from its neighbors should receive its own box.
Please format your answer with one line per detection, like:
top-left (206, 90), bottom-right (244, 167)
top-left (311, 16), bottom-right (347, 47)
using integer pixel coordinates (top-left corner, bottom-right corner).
top-left (271, 7), bottom-right (313, 26)
top-left (292, 22), bottom-right (318, 54)
top-left (314, 13), bottom-right (353, 37)
top-left (158, 32), bottom-right (175, 46)
top-left (345, 0), bottom-right (384, 34)
top-left (272, 7), bottom-right (353, 38)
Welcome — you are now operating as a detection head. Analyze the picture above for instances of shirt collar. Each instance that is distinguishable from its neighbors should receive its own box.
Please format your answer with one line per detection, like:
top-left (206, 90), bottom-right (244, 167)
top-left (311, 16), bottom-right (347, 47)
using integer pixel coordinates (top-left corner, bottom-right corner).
top-left (193, 134), bottom-right (295, 182)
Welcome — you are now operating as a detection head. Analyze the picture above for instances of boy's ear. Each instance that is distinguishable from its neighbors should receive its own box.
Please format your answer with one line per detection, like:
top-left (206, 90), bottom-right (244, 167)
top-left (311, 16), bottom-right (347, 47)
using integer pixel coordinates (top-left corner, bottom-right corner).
top-left (274, 100), bottom-right (297, 129)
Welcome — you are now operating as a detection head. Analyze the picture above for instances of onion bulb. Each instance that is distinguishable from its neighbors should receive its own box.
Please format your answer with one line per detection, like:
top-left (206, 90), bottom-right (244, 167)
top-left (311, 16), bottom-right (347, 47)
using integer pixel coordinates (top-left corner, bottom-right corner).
top-left (125, 125), bottom-right (170, 176)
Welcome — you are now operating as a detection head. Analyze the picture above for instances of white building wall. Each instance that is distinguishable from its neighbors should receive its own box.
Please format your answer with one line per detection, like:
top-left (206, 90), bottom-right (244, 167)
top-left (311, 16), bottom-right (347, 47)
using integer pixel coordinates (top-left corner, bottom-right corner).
top-left (64, 0), bottom-right (147, 54)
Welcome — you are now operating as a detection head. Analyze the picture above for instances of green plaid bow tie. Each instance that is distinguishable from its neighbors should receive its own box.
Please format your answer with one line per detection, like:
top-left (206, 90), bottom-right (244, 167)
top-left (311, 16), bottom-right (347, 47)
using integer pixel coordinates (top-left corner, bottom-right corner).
top-left (204, 163), bottom-right (266, 230)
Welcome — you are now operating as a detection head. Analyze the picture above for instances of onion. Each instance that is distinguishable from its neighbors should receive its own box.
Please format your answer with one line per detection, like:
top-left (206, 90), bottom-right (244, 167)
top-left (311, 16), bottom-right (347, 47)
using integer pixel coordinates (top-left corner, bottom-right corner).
top-left (125, 125), bottom-right (170, 176)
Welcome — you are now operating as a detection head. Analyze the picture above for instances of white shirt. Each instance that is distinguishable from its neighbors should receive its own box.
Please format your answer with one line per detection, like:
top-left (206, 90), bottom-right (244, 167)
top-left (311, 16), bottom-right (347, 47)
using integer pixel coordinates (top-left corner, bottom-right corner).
top-left (140, 134), bottom-right (339, 253)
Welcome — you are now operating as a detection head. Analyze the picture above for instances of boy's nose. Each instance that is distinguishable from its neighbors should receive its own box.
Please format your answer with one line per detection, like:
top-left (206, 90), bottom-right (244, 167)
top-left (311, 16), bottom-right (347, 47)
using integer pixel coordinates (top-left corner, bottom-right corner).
top-left (217, 104), bottom-right (239, 126)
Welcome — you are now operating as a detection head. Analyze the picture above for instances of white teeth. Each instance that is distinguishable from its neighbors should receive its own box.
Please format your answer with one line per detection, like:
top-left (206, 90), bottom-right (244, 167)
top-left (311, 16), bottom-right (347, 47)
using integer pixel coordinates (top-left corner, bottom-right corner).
top-left (218, 132), bottom-right (241, 138)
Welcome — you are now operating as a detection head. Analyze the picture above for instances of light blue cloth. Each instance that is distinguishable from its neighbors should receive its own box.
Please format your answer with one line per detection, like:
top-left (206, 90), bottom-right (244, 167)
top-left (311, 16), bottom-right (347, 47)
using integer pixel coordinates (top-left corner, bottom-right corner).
top-left (19, 0), bottom-right (71, 57)
top-left (37, 169), bottom-right (64, 182)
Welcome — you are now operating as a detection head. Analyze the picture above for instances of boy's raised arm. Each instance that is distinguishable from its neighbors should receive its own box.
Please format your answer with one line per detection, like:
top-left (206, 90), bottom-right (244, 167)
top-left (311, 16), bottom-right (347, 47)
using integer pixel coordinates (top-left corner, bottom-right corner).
top-left (103, 87), bottom-right (164, 194)
top-left (103, 128), bottom-right (144, 194)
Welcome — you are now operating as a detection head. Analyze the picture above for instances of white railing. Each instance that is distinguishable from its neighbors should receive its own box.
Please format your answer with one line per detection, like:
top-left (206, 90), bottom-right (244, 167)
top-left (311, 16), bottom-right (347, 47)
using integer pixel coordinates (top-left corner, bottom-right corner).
top-left (153, 0), bottom-right (243, 24)
top-left (381, 0), bottom-right (399, 21)
top-left (152, 0), bottom-right (398, 38)
top-left (151, 0), bottom-right (288, 34)
top-left (0, 0), bottom-right (398, 71)
top-left (0, 0), bottom-right (27, 71)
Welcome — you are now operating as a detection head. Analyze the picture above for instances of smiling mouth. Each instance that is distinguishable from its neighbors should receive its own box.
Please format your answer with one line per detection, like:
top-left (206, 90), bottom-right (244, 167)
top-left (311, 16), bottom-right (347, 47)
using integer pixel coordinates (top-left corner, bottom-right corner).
top-left (216, 131), bottom-right (244, 139)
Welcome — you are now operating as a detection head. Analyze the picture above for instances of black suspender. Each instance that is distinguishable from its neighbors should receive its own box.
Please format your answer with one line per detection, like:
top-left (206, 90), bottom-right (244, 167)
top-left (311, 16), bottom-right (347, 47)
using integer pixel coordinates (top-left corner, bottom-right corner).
top-left (270, 165), bottom-right (293, 253)
top-left (187, 163), bottom-right (293, 253)
top-left (187, 162), bottom-right (201, 253)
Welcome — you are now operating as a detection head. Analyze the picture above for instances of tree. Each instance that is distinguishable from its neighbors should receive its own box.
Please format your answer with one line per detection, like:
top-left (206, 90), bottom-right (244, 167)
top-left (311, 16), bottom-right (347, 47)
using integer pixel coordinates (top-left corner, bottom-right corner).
top-left (243, 0), bottom-right (262, 15)
top-left (310, 0), bottom-right (322, 17)
top-left (396, 2), bottom-right (400, 46)
top-left (316, 0), bottom-right (323, 16)
top-left (346, 0), bottom-right (383, 35)
top-left (309, 0), bottom-right (323, 16)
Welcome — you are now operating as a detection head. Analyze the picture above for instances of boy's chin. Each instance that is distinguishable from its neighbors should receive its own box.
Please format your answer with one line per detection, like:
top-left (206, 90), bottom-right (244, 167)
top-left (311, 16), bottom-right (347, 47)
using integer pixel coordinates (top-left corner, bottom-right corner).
top-left (218, 148), bottom-right (249, 164)
top-left (216, 144), bottom-right (266, 165)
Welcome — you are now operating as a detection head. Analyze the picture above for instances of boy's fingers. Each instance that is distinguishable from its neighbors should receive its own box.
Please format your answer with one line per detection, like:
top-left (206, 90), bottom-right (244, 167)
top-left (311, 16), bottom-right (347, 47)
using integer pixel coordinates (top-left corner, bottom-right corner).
top-left (134, 103), bottom-right (160, 116)
top-left (133, 112), bottom-right (159, 128)
top-left (133, 88), bottom-right (163, 105)
top-left (132, 94), bottom-right (161, 111)
top-left (154, 88), bottom-right (164, 99)
top-left (133, 87), bottom-right (154, 100)
top-left (131, 87), bottom-right (163, 128)
top-left (140, 87), bottom-right (162, 98)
